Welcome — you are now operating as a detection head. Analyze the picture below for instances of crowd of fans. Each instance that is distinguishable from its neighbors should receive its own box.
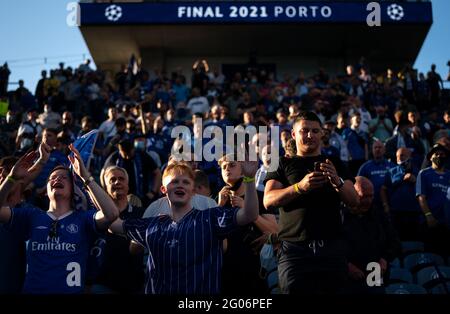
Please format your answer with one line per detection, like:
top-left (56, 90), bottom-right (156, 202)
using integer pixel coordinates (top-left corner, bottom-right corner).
top-left (0, 57), bottom-right (449, 294)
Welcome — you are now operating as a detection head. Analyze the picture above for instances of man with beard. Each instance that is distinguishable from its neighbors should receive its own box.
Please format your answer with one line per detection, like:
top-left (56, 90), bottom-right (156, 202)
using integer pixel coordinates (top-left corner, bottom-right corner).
top-left (416, 144), bottom-right (450, 256)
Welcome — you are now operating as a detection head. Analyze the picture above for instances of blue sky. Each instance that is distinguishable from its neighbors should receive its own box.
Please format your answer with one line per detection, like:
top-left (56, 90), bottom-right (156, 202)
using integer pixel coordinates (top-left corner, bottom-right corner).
top-left (1, 0), bottom-right (449, 92)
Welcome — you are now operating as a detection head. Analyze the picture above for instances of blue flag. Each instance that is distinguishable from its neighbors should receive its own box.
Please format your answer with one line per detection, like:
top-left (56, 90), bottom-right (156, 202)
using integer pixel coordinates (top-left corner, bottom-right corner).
top-left (70, 129), bottom-right (99, 211)
top-left (389, 166), bottom-right (405, 185)
top-left (71, 129), bottom-right (99, 169)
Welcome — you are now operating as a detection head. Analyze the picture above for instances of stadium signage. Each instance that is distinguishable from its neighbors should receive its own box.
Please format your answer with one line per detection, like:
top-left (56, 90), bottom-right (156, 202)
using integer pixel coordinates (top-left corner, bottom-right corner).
top-left (80, 1), bottom-right (432, 25)
top-left (176, 5), bottom-right (332, 19)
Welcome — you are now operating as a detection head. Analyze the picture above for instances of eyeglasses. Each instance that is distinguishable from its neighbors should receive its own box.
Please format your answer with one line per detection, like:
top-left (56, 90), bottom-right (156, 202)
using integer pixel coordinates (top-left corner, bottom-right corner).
top-left (49, 220), bottom-right (59, 239)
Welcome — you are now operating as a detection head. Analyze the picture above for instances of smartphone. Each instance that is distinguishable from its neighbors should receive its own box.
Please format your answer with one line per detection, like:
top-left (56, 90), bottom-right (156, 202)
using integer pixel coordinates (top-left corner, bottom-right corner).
top-left (314, 162), bottom-right (321, 172)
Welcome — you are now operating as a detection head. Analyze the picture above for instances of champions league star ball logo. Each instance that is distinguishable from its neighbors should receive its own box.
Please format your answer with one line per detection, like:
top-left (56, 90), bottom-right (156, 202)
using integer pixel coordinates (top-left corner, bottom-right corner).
top-left (105, 5), bottom-right (122, 22)
top-left (387, 4), bottom-right (404, 21)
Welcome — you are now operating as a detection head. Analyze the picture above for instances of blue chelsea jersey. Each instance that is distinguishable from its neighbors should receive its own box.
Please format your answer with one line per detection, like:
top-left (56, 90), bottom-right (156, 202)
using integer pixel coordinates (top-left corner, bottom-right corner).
top-left (416, 167), bottom-right (450, 224)
top-left (7, 206), bottom-right (99, 294)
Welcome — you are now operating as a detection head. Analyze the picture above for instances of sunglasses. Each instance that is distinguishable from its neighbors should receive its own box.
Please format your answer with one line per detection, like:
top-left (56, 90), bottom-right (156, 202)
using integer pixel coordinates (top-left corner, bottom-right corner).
top-left (49, 220), bottom-right (59, 239)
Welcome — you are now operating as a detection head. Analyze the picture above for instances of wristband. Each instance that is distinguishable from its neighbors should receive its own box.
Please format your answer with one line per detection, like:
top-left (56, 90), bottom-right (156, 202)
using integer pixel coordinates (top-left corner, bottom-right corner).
top-left (293, 183), bottom-right (302, 194)
top-left (83, 176), bottom-right (95, 188)
top-left (243, 176), bottom-right (255, 183)
top-left (424, 212), bottom-right (433, 217)
top-left (37, 159), bottom-right (46, 166)
top-left (6, 175), bottom-right (16, 184)
top-left (335, 177), bottom-right (345, 190)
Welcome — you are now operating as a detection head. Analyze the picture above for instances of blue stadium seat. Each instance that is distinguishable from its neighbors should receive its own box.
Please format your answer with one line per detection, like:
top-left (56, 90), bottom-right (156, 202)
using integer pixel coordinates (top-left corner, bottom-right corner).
top-left (388, 268), bottom-right (413, 284)
top-left (260, 244), bottom-right (278, 275)
top-left (390, 258), bottom-right (401, 268)
top-left (385, 283), bottom-right (427, 295)
top-left (403, 253), bottom-right (445, 273)
top-left (267, 270), bottom-right (279, 294)
top-left (416, 266), bottom-right (450, 290)
top-left (401, 241), bottom-right (425, 256)
top-left (430, 283), bottom-right (450, 294)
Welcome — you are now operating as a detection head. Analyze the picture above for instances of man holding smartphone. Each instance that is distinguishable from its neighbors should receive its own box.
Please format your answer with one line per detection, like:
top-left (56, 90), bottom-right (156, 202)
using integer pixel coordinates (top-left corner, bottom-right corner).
top-left (264, 111), bottom-right (359, 294)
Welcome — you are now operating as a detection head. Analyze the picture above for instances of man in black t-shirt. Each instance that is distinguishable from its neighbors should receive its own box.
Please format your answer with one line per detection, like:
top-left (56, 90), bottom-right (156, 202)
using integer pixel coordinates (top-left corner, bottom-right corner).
top-left (264, 111), bottom-right (359, 294)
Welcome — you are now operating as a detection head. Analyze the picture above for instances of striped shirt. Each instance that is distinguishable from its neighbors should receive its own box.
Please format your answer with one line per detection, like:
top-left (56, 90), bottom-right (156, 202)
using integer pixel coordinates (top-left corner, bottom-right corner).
top-left (123, 206), bottom-right (238, 295)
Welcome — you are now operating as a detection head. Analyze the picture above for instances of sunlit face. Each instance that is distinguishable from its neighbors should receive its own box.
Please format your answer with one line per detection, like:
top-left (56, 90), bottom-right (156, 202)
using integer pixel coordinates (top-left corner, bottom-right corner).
top-left (167, 109), bottom-right (175, 121)
top-left (337, 115), bottom-right (347, 129)
top-left (211, 106), bottom-right (221, 120)
top-left (108, 108), bottom-right (117, 120)
top-left (408, 112), bottom-right (417, 124)
top-left (47, 169), bottom-right (72, 201)
top-left (431, 150), bottom-right (447, 164)
top-left (105, 169), bottom-right (129, 200)
top-left (261, 145), bottom-right (271, 167)
top-left (82, 120), bottom-right (92, 131)
top-left (252, 133), bottom-right (268, 156)
top-left (161, 174), bottom-right (194, 208)
top-left (43, 130), bottom-right (57, 147)
top-left (277, 112), bottom-right (287, 124)
top-left (444, 113), bottom-right (450, 124)
top-left (281, 130), bottom-right (291, 148)
top-left (62, 113), bottom-right (72, 125)
top-left (396, 148), bottom-right (411, 164)
top-left (351, 115), bottom-right (361, 129)
top-left (220, 160), bottom-right (243, 185)
top-left (243, 112), bottom-right (253, 124)
top-left (292, 120), bottom-right (323, 155)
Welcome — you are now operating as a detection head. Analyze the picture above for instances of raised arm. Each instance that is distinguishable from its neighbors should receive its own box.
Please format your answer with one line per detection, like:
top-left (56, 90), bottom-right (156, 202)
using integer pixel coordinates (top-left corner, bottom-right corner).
top-left (68, 144), bottom-right (119, 230)
top-left (0, 151), bottom-right (37, 223)
top-left (236, 160), bottom-right (259, 226)
top-left (22, 143), bottom-right (51, 188)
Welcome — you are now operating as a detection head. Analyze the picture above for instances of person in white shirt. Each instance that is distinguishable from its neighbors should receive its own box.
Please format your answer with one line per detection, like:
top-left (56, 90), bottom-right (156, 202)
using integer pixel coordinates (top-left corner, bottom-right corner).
top-left (348, 97), bottom-right (371, 134)
top-left (142, 168), bottom-right (217, 218)
top-left (38, 104), bottom-right (61, 130)
top-left (187, 87), bottom-right (210, 117)
top-left (255, 145), bottom-right (272, 192)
